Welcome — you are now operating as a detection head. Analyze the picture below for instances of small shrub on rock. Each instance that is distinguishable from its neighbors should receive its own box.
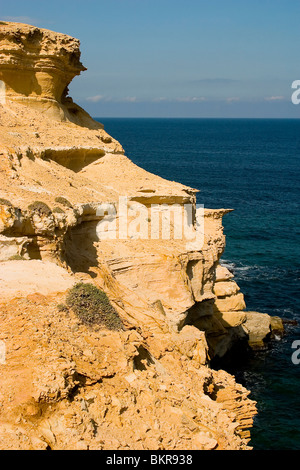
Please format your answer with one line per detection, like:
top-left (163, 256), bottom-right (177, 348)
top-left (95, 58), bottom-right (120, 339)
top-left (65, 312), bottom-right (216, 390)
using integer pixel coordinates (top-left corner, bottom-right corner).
top-left (0, 198), bottom-right (12, 207)
top-left (53, 206), bottom-right (65, 214)
top-left (65, 282), bottom-right (124, 330)
top-left (28, 201), bottom-right (52, 216)
top-left (54, 197), bottom-right (73, 208)
top-left (8, 254), bottom-right (25, 260)
top-left (57, 303), bottom-right (69, 312)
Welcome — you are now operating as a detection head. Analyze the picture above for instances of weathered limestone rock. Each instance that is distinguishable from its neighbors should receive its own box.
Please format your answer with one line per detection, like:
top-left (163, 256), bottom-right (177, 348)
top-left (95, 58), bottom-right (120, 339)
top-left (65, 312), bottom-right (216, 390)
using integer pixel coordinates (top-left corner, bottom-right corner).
top-left (0, 235), bottom-right (31, 261)
top-left (242, 311), bottom-right (273, 350)
top-left (174, 325), bottom-right (209, 366)
top-left (213, 280), bottom-right (240, 297)
top-left (0, 293), bottom-right (256, 450)
top-left (214, 292), bottom-right (246, 313)
top-left (0, 21), bottom-right (279, 449)
top-left (215, 264), bottom-right (234, 282)
top-left (0, 22), bottom-right (91, 125)
top-left (215, 310), bottom-right (247, 329)
top-left (0, 260), bottom-right (76, 299)
top-left (193, 314), bottom-right (227, 337)
top-left (0, 202), bottom-right (16, 232)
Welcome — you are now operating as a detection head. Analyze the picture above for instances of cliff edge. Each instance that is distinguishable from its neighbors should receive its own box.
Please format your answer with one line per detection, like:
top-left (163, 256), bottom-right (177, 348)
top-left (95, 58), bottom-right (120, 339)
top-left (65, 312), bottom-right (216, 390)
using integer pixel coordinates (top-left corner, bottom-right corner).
top-left (0, 22), bottom-right (282, 450)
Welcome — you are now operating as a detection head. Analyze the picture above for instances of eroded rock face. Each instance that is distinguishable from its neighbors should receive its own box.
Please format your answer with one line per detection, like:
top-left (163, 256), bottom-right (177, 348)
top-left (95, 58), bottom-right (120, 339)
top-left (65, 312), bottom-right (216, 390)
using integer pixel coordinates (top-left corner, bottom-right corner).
top-left (0, 22), bottom-right (96, 125)
top-left (0, 22), bottom-right (84, 95)
top-left (0, 22), bottom-right (281, 450)
top-left (0, 293), bottom-right (257, 450)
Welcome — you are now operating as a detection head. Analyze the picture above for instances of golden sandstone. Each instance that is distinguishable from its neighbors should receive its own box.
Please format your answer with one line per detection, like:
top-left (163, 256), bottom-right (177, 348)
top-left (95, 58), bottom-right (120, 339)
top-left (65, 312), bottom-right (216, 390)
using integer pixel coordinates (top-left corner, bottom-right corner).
top-left (0, 22), bottom-right (282, 450)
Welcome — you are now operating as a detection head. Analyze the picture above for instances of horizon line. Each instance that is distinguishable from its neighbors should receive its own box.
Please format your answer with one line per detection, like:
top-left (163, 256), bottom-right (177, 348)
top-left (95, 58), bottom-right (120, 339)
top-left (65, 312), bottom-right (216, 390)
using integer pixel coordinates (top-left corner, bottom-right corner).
top-left (93, 116), bottom-right (300, 120)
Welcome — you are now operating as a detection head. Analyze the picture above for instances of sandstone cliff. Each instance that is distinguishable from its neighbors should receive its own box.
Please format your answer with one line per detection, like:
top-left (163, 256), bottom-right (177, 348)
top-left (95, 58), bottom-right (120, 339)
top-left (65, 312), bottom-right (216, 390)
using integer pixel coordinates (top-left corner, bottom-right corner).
top-left (0, 22), bottom-right (282, 450)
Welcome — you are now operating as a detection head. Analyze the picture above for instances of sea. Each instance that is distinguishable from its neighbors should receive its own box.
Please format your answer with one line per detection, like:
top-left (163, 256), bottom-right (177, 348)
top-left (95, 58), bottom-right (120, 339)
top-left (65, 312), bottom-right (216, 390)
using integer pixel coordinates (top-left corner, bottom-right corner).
top-left (96, 117), bottom-right (300, 451)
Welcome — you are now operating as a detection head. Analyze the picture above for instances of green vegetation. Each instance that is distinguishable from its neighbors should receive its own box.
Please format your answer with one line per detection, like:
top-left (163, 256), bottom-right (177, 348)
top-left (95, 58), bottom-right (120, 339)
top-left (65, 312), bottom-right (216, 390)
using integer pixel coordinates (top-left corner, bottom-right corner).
top-left (26, 149), bottom-right (35, 161)
top-left (54, 197), bottom-right (73, 208)
top-left (8, 254), bottom-right (25, 261)
top-left (53, 206), bottom-right (65, 214)
top-left (65, 283), bottom-right (124, 330)
top-left (57, 303), bottom-right (69, 313)
top-left (0, 198), bottom-right (12, 207)
top-left (28, 201), bottom-right (52, 216)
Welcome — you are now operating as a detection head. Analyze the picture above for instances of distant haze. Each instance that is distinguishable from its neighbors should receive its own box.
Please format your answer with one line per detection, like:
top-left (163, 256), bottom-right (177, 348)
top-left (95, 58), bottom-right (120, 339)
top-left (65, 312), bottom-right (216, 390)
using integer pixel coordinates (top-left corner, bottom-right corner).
top-left (1, 0), bottom-right (299, 117)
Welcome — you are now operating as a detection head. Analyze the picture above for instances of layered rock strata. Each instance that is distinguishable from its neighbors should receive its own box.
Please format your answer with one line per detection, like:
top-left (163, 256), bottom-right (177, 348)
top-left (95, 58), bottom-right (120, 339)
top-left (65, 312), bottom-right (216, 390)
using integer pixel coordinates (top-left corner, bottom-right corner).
top-left (0, 22), bottom-right (282, 450)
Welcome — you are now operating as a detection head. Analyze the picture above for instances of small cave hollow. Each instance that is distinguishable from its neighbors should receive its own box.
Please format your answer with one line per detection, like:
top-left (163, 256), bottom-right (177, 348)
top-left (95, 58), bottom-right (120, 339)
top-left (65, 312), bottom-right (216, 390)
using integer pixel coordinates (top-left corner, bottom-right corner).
top-left (133, 346), bottom-right (155, 371)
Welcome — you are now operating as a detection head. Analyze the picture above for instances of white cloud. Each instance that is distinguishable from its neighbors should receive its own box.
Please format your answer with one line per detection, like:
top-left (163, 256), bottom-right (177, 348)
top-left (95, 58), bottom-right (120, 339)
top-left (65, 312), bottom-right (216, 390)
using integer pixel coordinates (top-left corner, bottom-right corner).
top-left (120, 96), bottom-right (137, 102)
top-left (226, 97), bottom-right (240, 103)
top-left (86, 95), bottom-right (138, 103)
top-left (152, 96), bottom-right (206, 103)
top-left (175, 97), bottom-right (206, 103)
top-left (264, 96), bottom-right (285, 101)
top-left (86, 95), bottom-right (106, 103)
top-left (152, 97), bottom-right (168, 102)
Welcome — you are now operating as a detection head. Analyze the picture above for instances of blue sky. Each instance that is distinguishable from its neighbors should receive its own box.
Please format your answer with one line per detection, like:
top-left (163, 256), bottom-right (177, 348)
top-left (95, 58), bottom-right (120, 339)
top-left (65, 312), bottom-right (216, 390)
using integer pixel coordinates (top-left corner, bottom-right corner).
top-left (1, 0), bottom-right (300, 117)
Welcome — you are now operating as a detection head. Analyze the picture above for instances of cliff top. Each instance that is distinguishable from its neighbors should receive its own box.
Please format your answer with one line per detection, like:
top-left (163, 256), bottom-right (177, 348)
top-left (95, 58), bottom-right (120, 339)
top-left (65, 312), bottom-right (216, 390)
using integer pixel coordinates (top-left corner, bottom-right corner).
top-left (0, 22), bottom-right (195, 209)
top-left (0, 21), bottom-right (85, 73)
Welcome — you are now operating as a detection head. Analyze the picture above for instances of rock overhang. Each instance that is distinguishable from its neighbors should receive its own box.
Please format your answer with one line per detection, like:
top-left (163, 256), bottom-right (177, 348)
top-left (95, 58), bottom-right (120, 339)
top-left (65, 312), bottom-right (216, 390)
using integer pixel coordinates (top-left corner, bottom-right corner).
top-left (0, 22), bottom-right (85, 101)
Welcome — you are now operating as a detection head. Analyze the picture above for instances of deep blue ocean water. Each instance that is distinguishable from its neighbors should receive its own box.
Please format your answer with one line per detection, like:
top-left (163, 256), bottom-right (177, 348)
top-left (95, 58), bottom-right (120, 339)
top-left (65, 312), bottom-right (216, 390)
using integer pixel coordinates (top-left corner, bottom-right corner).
top-left (96, 118), bottom-right (300, 450)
